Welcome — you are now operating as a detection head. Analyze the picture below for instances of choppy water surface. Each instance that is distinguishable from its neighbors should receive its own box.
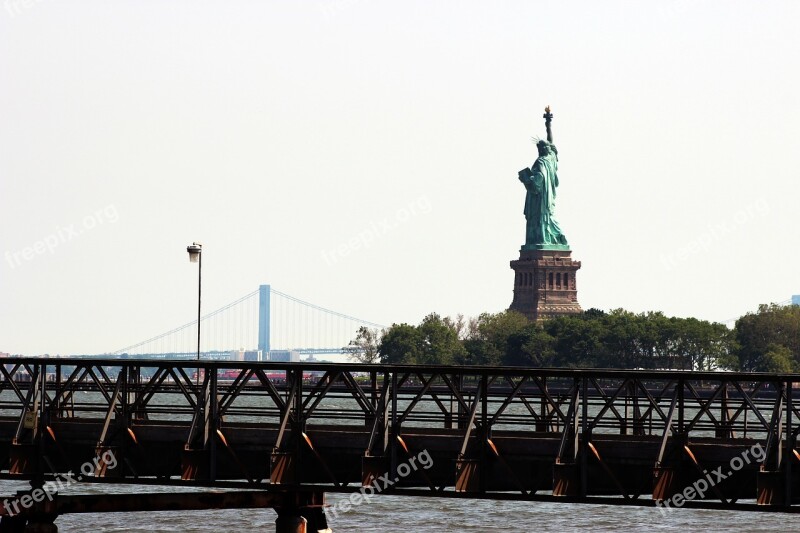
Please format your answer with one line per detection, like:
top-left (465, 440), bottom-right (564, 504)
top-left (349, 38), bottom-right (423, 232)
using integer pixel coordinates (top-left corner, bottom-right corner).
top-left (0, 480), bottom-right (792, 532)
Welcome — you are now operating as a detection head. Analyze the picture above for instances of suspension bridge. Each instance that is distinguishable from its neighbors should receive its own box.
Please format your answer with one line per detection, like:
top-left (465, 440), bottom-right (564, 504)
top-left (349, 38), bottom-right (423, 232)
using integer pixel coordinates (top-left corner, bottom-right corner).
top-left (103, 285), bottom-right (385, 361)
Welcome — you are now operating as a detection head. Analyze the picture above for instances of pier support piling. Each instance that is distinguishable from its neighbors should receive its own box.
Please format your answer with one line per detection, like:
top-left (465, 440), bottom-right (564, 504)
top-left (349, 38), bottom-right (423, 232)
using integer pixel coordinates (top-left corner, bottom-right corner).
top-left (275, 515), bottom-right (307, 533)
top-left (275, 506), bottom-right (331, 533)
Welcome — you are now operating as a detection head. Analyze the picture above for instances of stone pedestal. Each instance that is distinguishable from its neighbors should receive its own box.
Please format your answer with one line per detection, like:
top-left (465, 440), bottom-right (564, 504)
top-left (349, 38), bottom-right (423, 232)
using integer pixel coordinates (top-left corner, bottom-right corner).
top-left (509, 248), bottom-right (581, 321)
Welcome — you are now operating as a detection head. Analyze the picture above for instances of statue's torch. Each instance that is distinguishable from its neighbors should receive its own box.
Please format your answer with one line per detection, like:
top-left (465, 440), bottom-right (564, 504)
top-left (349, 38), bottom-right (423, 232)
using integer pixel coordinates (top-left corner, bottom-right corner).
top-left (543, 105), bottom-right (553, 144)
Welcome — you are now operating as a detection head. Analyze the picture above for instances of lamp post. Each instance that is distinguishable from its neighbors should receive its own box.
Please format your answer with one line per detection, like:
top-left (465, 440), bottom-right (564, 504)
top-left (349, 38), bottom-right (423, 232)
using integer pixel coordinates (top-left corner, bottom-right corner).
top-left (187, 243), bottom-right (202, 384)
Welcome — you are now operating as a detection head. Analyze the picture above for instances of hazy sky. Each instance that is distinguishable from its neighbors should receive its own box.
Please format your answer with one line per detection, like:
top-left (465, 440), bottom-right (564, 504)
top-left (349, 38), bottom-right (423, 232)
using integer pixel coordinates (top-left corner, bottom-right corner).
top-left (1, 1), bottom-right (798, 356)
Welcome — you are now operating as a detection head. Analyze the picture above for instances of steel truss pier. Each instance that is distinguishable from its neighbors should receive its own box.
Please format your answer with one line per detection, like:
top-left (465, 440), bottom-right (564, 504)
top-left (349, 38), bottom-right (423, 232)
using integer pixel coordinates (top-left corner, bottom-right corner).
top-left (0, 358), bottom-right (799, 530)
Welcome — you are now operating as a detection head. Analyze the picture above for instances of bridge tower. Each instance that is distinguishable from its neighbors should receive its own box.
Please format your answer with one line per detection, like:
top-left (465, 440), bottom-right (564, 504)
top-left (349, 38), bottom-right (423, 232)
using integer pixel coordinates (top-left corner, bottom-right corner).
top-left (258, 284), bottom-right (270, 354)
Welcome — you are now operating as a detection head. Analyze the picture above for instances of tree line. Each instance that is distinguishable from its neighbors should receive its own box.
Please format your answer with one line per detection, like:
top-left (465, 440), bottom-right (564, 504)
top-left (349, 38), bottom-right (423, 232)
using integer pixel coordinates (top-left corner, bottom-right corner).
top-left (343, 304), bottom-right (800, 372)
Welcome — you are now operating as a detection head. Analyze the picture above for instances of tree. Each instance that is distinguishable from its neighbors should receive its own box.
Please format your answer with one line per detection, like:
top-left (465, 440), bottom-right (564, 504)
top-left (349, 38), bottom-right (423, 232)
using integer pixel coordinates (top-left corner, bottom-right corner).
top-left (505, 324), bottom-right (556, 367)
top-left (597, 309), bottom-right (646, 368)
top-left (672, 318), bottom-right (732, 371)
top-left (417, 313), bottom-right (467, 365)
top-left (378, 323), bottom-right (421, 364)
top-left (734, 304), bottom-right (800, 371)
top-left (343, 326), bottom-right (382, 363)
top-left (762, 344), bottom-right (796, 373)
top-left (463, 311), bottom-right (530, 366)
top-left (377, 314), bottom-right (468, 365)
top-left (377, 307), bottom-right (737, 371)
top-left (443, 314), bottom-right (467, 340)
top-left (544, 313), bottom-right (608, 368)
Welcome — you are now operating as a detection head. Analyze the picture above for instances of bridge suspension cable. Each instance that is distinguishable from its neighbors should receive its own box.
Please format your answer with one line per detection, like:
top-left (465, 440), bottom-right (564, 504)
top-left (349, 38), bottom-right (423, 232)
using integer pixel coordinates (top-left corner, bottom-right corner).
top-left (268, 288), bottom-right (385, 351)
top-left (108, 286), bottom-right (385, 358)
top-left (110, 289), bottom-right (259, 355)
top-left (269, 288), bottom-right (385, 330)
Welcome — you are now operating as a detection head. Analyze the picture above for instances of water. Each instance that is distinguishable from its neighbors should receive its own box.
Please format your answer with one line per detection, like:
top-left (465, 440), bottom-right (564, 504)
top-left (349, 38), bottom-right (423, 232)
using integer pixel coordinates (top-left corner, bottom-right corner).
top-left (0, 481), bottom-right (792, 532)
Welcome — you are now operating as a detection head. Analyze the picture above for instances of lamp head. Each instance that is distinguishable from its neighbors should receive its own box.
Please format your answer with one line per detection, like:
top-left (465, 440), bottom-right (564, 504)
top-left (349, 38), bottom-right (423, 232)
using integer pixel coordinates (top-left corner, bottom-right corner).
top-left (187, 243), bottom-right (202, 263)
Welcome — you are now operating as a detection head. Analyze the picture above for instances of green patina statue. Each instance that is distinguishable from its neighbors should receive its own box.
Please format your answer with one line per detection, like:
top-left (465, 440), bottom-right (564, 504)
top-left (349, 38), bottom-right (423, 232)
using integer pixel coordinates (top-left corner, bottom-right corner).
top-left (518, 106), bottom-right (570, 251)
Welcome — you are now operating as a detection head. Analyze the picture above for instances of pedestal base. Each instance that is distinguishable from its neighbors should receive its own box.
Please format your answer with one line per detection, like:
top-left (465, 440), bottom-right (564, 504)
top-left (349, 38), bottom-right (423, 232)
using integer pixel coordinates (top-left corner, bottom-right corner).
top-left (509, 248), bottom-right (582, 321)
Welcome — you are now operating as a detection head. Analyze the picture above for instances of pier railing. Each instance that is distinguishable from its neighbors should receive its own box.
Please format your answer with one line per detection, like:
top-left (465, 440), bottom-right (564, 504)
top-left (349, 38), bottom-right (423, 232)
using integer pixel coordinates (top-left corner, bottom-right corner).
top-left (0, 357), bottom-right (798, 525)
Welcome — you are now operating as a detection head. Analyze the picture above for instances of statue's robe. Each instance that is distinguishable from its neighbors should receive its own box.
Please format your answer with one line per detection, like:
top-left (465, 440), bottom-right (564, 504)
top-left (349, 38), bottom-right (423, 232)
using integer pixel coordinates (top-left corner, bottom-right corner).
top-left (519, 149), bottom-right (568, 246)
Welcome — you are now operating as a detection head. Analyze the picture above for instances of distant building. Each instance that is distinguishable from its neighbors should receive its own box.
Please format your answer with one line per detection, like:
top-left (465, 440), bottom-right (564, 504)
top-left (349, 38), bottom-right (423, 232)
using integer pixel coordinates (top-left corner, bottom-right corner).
top-left (229, 350), bottom-right (264, 361)
top-left (268, 350), bottom-right (300, 363)
top-left (243, 350), bottom-right (261, 362)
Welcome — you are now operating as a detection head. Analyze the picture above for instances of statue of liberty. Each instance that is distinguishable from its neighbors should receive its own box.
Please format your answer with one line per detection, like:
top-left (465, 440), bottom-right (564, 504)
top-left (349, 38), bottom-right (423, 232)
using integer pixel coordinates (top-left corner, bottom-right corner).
top-left (518, 106), bottom-right (569, 250)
